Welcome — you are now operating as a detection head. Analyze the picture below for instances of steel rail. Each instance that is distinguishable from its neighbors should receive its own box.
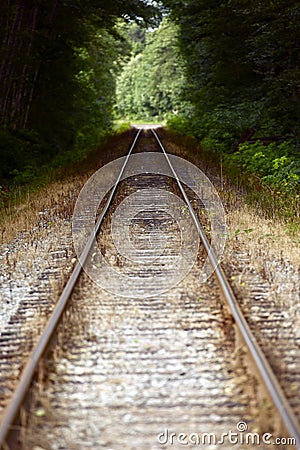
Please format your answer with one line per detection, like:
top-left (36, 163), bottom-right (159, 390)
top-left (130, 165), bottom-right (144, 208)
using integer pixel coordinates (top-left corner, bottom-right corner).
top-left (0, 129), bottom-right (142, 448)
top-left (151, 128), bottom-right (300, 448)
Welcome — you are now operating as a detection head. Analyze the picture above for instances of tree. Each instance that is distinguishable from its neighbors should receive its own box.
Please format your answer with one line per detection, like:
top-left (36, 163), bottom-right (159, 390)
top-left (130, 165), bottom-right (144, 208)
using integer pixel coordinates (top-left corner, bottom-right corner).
top-left (0, 0), bottom-right (160, 179)
top-left (116, 19), bottom-right (186, 120)
top-left (164, 0), bottom-right (300, 142)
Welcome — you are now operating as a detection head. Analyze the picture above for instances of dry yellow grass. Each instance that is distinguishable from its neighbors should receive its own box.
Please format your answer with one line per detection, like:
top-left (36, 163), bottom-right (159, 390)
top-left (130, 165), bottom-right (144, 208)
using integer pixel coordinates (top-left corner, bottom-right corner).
top-left (0, 178), bottom-right (84, 244)
top-left (0, 129), bottom-right (136, 245)
top-left (225, 203), bottom-right (300, 268)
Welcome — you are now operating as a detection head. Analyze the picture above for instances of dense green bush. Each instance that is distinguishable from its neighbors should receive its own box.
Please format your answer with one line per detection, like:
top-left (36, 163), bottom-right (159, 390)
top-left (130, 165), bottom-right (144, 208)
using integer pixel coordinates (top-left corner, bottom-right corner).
top-left (166, 115), bottom-right (189, 136)
top-left (225, 141), bottom-right (300, 194)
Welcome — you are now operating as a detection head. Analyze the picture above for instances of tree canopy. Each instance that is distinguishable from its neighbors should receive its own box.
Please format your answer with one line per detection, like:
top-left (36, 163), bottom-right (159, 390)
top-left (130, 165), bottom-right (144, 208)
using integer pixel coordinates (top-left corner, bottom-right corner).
top-left (0, 0), bottom-right (159, 179)
top-left (1, 0), bottom-right (299, 185)
top-left (115, 19), bottom-right (186, 120)
top-left (163, 0), bottom-right (300, 143)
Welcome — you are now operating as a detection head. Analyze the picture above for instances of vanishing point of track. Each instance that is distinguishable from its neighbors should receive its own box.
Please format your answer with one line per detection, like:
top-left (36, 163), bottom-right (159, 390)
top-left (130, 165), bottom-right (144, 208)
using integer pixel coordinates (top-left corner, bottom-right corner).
top-left (0, 129), bottom-right (299, 448)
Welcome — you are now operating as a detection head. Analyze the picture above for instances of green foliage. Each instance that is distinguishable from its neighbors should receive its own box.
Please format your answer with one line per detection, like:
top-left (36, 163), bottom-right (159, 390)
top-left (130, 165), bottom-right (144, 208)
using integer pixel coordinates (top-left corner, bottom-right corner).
top-left (113, 121), bottom-right (132, 133)
top-left (167, 115), bottom-right (189, 135)
top-left (165, 0), bottom-right (300, 143)
top-left (164, 0), bottom-right (300, 219)
top-left (0, 129), bottom-right (51, 180)
top-left (126, 22), bottom-right (147, 56)
top-left (225, 141), bottom-right (300, 194)
top-left (168, 99), bottom-right (267, 154)
top-left (116, 19), bottom-right (187, 120)
top-left (0, 1), bottom-right (161, 184)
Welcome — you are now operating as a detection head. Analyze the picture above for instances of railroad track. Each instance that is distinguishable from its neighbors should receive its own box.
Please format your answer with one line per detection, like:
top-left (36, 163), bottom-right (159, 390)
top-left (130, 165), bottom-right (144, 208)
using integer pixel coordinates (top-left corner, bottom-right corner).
top-left (0, 129), bottom-right (299, 449)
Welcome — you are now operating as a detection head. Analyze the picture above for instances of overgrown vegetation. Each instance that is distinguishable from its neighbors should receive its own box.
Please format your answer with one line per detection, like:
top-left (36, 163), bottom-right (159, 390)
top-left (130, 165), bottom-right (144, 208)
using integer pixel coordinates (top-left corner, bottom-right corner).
top-left (0, 1), bottom-right (159, 185)
top-left (227, 142), bottom-right (299, 194)
top-left (115, 19), bottom-right (186, 121)
top-left (1, 1), bottom-right (299, 223)
top-left (223, 141), bottom-right (300, 221)
top-left (165, 0), bottom-right (300, 141)
top-left (169, 125), bottom-right (300, 219)
top-left (163, 0), bottom-right (300, 220)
